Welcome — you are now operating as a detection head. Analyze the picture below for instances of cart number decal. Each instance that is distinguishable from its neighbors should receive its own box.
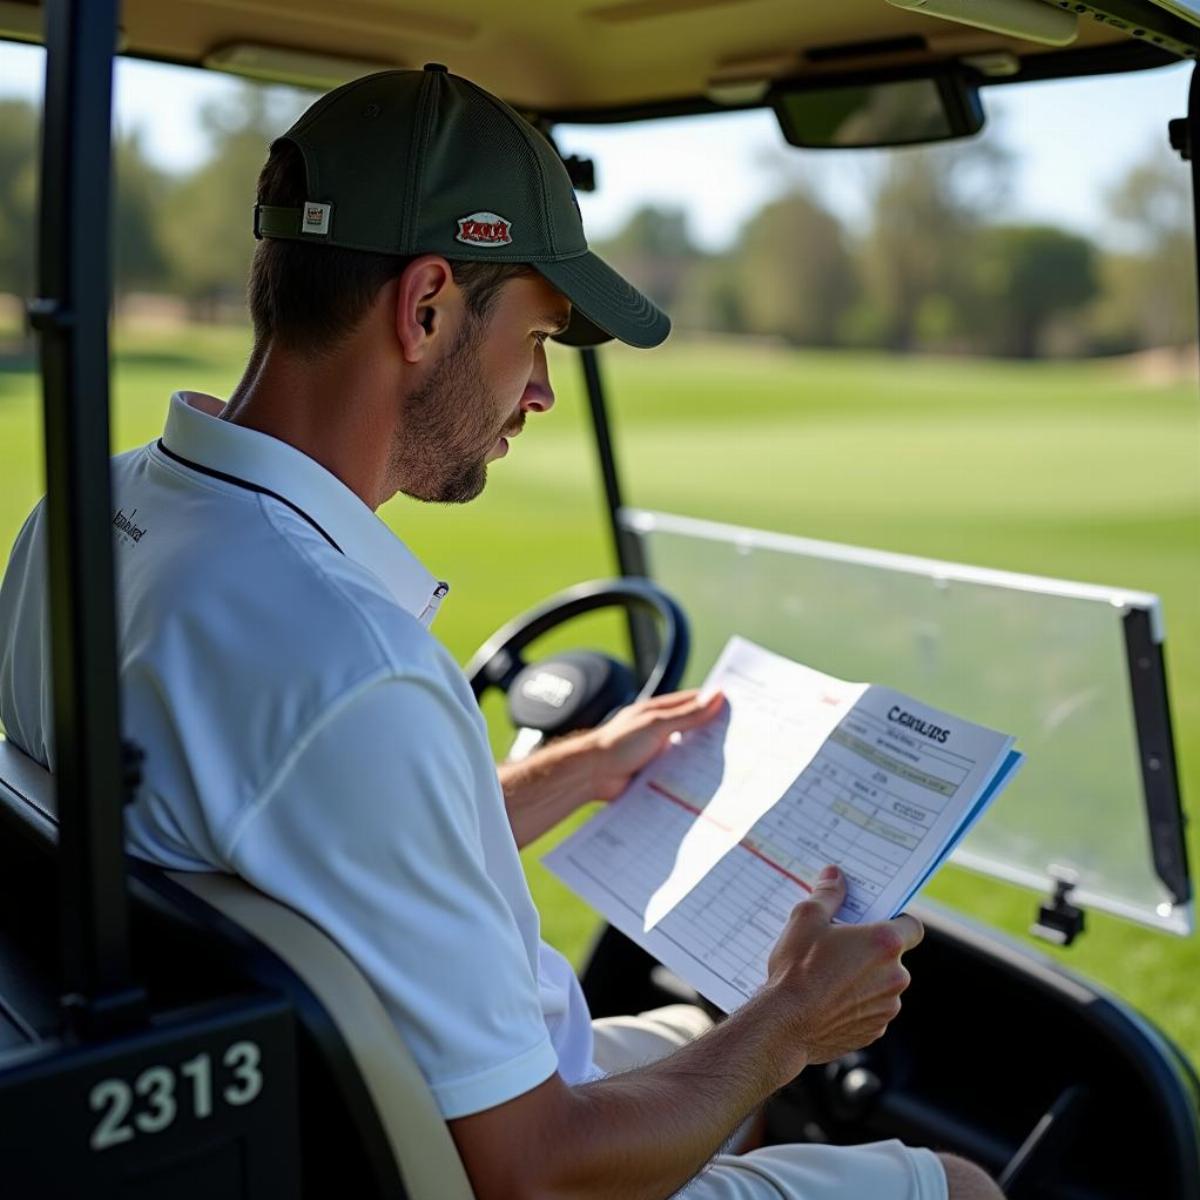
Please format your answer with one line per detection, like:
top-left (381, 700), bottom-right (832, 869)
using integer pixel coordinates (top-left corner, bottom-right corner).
top-left (87, 1040), bottom-right (264, 1151)
top-left (223, 1040), bottom-right (264, 1106)
top-left (133, 1066), bottom-right (176, 1133)
top-left (89, 1079), bottom-right (134, 1150)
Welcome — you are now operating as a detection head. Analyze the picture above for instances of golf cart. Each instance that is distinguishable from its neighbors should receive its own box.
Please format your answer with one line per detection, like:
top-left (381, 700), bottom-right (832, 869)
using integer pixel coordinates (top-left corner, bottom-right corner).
top-left (0, 1), bottom-right (1197, 1197)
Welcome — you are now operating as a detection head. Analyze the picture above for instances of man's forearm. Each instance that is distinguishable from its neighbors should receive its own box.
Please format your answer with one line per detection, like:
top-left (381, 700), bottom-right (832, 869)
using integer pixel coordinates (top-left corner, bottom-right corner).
top-left (498, 732), bottom-right (598, 849)
top-left (497, 692), bottom-right (726, 849)
top-left (534, 986), bottom-right (807, 1200)
top-left (453, 873), bottom-right (919, 1200)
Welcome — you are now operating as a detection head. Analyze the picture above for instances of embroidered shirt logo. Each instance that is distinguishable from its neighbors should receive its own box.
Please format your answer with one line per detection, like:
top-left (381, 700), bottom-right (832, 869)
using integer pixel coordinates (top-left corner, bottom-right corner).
top-left (455, 211), bottom-right (512, 247)
top-left (302, 201), bottom-right (332, 235)
top-left (112, 507), bottom-right (147, 544)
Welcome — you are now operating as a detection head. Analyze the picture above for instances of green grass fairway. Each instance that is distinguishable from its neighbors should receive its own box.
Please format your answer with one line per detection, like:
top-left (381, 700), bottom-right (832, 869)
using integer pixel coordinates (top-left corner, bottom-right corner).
top-left (2, 323), bottom-right (1198, 1063)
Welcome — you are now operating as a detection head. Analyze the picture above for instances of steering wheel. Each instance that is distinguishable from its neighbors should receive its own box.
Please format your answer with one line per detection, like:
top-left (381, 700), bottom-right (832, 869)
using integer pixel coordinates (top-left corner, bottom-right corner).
top-left (464, 578), bottom-right (690, 761)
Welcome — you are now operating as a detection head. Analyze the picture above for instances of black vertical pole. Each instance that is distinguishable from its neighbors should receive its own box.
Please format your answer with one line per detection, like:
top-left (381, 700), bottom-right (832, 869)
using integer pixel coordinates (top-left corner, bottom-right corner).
top-left (577, 347), bottom-right (660, 675)
top-left (578, 348), bottom-right (637, 573)
top-left (29, 0), bottom-right (144, 1037)
top-left (1188, 65), bottom-right (1200, 378)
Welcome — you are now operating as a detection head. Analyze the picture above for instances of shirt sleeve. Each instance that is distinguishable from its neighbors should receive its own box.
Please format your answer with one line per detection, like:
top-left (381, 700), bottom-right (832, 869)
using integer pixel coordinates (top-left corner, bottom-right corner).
top-left (223, 673), bottom-right (559, 1119)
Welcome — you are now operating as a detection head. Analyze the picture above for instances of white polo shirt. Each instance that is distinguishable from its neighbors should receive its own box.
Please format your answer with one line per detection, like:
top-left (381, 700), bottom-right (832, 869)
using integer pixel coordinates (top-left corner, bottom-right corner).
top-left (0, 391), bottom-right (598, 1118)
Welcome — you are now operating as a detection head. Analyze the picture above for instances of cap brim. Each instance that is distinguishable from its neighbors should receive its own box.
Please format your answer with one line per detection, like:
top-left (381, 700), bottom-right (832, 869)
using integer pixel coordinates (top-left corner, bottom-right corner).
top-left (535, 251), bottom-right (671, 349)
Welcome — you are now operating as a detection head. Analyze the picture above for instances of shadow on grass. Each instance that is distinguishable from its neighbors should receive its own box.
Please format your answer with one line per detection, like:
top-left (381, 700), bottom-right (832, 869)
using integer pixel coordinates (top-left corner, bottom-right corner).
top-left (0, 346), bottom-right (218, 404)
top-left (0, 349), bottom-right (37, 375)
top-left (0, 347), bottom-right (215, 375)
top-left (114, 349), bottom-right (212, 371)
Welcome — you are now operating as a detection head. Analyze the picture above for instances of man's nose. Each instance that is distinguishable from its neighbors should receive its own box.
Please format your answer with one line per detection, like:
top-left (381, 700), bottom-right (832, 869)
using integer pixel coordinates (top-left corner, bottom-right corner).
top-left (521, 344), bottom-right (556, 413)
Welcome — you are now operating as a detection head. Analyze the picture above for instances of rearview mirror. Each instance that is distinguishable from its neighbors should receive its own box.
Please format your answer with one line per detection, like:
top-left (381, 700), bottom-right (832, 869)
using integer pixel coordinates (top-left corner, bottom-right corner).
top-left (770, 68), bottom-right (985, 150)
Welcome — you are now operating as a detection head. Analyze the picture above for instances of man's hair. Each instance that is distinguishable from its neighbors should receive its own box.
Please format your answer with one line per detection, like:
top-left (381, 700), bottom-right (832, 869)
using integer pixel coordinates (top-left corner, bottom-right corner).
top-left (248, 140), bottom-right (533, 355)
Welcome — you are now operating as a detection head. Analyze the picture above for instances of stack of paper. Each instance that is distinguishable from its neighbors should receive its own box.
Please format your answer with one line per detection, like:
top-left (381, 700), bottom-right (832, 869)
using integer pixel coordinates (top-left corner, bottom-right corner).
top-left (545, 636), bottom-right (1022, 1013)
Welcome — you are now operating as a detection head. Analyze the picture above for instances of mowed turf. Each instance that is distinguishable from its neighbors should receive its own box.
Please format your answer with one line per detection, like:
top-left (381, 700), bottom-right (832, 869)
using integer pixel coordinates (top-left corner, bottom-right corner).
top-left (1, 323), bottom-right (1198, 1063)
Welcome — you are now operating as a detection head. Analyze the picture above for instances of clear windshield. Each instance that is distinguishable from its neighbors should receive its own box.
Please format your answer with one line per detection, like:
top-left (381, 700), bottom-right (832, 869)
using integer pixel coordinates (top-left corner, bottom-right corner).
top-left (623, 508), bottom-right (1190, 935)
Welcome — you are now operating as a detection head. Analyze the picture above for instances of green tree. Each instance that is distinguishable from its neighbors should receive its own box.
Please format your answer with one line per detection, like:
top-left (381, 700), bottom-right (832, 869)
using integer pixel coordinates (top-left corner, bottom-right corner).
top-left (159, 83), bottom-right (309, 317)
top-left (1098, 149), bottom-right (1196, 349)
top-left (730, 188), bottom-right (856, 346)
top-left (0, 104), bottom-right (175, 304)
top-left (670, 253), bottom-right (744, 335)
top-left (0, 99), bottom-right (38, 306)
top-left (593, 205), bottom-right (702, 315)
top-left (860, 137), bottom-right (1011, 352)
top-left (971, 225), bottom-right (1098, 357)
top-left (113, 128), bottom-right (171, 296)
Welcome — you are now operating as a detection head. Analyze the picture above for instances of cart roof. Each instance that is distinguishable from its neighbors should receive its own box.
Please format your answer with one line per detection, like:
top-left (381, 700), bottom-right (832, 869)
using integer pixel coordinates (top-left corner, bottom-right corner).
top-left (5, 0), bottom-right (1197, 117)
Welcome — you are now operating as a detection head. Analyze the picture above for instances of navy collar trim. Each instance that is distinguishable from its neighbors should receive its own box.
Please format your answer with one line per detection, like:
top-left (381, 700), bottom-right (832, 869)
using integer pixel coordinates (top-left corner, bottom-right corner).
top-left (156, 438), bottom-right (344, 554)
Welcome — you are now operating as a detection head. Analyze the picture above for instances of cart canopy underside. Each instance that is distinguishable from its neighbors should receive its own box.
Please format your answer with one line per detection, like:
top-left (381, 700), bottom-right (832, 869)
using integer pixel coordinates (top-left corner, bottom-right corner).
top-left (2, 0), bottom-right (1194, 117)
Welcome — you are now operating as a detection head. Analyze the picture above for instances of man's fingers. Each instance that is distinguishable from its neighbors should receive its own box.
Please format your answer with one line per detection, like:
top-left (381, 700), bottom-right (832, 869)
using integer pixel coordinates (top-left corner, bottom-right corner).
top-left (805, 864), bottom-right (847, 920)
top-left (886, 912), bottom-right (925, 954)
top-left (655, 690), bottom-right (725, 732)
top-left (640, 689), bottom-right (702, 711)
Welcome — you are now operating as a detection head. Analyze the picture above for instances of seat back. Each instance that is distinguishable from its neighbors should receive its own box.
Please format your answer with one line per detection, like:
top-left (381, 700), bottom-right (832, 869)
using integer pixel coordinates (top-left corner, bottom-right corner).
top-left (0, 737), bottom-right (475, 1200)
top-left (167, 871), bottom-right (476, 1200)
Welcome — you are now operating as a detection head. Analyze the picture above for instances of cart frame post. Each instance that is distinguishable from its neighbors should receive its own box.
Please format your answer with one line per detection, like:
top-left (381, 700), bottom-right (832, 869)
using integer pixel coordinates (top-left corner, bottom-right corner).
top-left (577, 347), bottom-right (661, 673)
top-left (29, 0), bottom-right (144, 1037)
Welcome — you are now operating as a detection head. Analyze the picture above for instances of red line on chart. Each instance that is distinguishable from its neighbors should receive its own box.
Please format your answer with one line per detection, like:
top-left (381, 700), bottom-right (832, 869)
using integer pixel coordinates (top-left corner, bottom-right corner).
top-left (645, 780), bottom-right (814, 894)
top-left (647, 779), bottom-right (734, 830)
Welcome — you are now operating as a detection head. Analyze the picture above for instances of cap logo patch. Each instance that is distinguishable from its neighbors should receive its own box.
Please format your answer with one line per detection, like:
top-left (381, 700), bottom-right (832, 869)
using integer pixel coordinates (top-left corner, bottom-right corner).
top-left (456, 211), bottom-right (513, 247)
top-left (302, 201), bottom-right (331, 236)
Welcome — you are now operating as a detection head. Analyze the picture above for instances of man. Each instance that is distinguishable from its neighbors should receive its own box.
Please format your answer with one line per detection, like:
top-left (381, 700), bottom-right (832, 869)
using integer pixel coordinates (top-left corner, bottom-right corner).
top-left (0, 66), bottom-right (1000, 1200)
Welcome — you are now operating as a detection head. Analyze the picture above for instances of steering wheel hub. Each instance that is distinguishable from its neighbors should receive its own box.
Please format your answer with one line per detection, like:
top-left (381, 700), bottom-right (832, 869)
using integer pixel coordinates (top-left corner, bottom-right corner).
top-left (507, 651), bottom-right (638, 740)
top-left (465, 578), bottom-right (690, 760)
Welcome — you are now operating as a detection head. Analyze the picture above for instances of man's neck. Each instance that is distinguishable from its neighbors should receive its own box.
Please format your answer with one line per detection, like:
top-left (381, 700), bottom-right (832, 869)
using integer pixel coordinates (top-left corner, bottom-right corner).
top-left (222, 339), bottom-right (396, 511)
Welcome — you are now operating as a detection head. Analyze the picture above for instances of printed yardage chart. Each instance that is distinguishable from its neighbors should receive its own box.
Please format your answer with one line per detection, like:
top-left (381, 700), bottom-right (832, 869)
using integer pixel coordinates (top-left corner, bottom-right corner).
top-left (546, 637), bottom-right (1018, 1012)
top-left (755, 705), bottom-right (980, 920)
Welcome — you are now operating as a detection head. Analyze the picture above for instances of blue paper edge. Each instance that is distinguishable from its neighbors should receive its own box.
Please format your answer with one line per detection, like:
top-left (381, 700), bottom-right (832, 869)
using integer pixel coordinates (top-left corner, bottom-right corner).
top-left (894, 749), bottom-right (1025, 912)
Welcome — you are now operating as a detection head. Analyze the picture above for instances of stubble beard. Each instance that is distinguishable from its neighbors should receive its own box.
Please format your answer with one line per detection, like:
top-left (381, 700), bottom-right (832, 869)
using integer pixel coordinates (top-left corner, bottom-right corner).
top-left (392, 316), bottom-right (513, 505)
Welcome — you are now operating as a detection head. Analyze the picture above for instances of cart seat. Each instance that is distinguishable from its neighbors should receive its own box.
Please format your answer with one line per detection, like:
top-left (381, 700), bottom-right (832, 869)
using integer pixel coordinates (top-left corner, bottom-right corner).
top-left (0, 736), bottom-right (475, 1200)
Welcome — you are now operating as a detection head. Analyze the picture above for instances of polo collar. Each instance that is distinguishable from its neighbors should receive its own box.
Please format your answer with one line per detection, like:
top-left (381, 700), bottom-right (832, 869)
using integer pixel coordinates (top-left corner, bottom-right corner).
top-left (158, 392), bottom-right (449, 627)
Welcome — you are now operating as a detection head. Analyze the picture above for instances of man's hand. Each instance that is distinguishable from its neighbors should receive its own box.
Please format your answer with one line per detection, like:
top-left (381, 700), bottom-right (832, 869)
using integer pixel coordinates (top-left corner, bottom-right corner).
top-left (450, 864), bottom-right (925, 1200)
top-left (765, 865), bottom-right (922, 1066)
top-left (585, 688), bottom-right (725, 801)
top-left (498, 689), bottom-right (724, 848)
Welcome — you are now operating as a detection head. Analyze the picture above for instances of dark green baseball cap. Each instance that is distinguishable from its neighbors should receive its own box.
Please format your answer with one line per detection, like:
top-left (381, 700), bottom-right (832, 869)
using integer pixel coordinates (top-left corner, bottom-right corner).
top-left (252, 63), bottom-right (670, 349)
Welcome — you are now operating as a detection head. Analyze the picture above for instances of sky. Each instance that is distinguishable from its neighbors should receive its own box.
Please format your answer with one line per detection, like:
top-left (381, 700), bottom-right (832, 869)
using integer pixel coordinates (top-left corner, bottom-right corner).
top-left (0, 38), bottom-right (1193, 250)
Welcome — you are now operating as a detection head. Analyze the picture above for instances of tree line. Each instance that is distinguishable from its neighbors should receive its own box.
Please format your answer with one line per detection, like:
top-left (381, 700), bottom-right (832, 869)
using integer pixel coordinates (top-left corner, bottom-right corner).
top-left (595, 136), bottom-right (1196, 358)
top-left (0, 88), bottom-right (301, 327)
top-left (0, 88), bottom-right (1194, 358)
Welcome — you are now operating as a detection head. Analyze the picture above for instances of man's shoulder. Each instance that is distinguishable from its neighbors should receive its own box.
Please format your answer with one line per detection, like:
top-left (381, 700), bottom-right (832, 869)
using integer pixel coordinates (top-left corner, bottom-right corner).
top-left (117, 443), bottom-right (439, 674)
top-left (145, 522), bottom-right (457, 707)
top-left (2, 440), bottom-right (478, 783)
top-left (113, 439), bottom-right (475, 764)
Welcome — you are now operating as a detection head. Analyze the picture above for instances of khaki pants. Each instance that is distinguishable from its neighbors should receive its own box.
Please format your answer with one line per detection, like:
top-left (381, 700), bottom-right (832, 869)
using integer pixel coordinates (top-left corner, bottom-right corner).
top-left (591, 1005), bottom-right (947, 1200)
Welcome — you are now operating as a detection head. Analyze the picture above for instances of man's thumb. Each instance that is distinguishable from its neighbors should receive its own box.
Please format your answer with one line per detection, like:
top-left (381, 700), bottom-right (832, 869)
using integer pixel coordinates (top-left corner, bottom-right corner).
top-left (808, 865), bottom-right (846, 919)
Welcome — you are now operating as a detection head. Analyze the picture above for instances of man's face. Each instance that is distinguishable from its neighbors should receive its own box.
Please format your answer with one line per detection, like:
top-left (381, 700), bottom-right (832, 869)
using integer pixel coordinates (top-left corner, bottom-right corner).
top-left (393, 273), bottom-right (570, 504)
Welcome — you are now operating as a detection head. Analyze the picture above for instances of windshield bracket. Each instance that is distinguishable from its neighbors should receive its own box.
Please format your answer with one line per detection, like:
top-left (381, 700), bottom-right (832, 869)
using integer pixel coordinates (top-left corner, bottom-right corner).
top-left (1030, 874), bottom-right (1087, 947)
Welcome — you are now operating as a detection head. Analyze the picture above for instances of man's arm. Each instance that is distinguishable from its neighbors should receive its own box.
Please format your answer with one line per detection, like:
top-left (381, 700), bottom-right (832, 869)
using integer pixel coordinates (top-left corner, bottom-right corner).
top-left (497, 729), bottom-right (600, 850)
top-left (450, 868), bottom-right (923, 1200)
top-left (224, 674), bottom-right (567, 1118)
top-left (498, 690), bottom-right (723, 849)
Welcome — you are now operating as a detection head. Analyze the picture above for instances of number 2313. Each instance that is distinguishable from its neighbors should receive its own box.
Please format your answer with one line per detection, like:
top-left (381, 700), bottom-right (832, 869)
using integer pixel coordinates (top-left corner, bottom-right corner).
top-left (88, 1040), bottom-right (263, 1151)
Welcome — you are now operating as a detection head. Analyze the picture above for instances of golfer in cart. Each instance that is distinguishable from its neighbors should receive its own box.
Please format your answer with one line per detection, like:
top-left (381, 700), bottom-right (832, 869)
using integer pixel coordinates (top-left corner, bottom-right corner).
top-left (0, 65), bottom-right (1001, 1200)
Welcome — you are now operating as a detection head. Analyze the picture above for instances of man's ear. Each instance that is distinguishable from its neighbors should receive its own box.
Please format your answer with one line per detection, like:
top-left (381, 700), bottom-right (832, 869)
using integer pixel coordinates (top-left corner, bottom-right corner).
top-left (395, 255), bottom-right (458, 364)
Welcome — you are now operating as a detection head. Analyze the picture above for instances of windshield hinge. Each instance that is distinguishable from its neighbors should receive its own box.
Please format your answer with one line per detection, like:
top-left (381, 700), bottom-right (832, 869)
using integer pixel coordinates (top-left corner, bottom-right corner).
top-left (561, 153), bottom-right (596, 193)
top-left (1169, 116), bottom-right (1191, 162)
top-left (1030, 874), bottom-right (1086, 947)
